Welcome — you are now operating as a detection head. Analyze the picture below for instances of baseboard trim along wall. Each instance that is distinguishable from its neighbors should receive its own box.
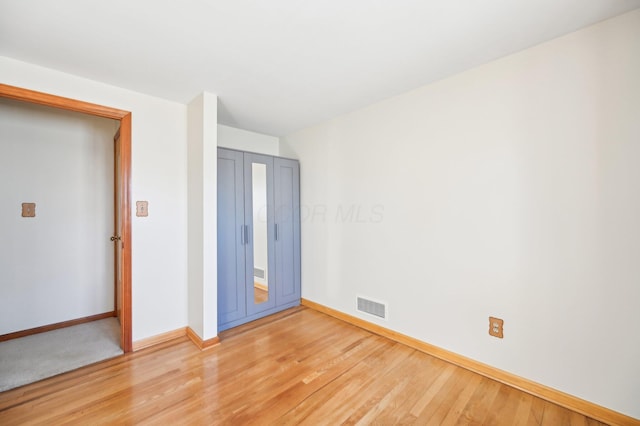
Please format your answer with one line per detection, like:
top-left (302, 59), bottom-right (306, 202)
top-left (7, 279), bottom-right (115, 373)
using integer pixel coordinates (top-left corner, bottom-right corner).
top-left (132, 327), bottom-right (188, 352)
top-left (301, 298), bottom-right (638, 426)
top-left (0, 311), bottom-right (116, 342)
top-left (132, 327), bottom-right (221, 352)
top-left (186, 327), bottom-right (221, 350)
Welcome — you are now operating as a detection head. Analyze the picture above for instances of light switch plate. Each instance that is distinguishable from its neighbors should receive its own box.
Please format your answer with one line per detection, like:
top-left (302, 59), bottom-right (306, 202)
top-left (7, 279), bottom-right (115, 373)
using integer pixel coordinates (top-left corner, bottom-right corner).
top-left (136, 201), bottom-right (149, 217)
top-left (22, 203), bottom-right (36, 217)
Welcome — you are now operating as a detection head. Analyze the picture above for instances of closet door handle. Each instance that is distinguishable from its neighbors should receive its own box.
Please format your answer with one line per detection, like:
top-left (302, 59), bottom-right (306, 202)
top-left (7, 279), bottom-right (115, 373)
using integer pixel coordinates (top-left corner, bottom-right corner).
top-left (240, 225), bottom-right (245, 245)
top-left (245, 225), bottom-right (250, 244)
top-left (275, 223), bottom-right (279, 241)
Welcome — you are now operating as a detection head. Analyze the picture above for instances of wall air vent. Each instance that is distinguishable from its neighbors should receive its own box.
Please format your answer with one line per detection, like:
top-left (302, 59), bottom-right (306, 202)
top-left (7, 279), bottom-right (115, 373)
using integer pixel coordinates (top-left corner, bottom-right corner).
top-left (253, 267), bottom-right (265, 279)
top-left (357, 296), bottom-right (387, 320)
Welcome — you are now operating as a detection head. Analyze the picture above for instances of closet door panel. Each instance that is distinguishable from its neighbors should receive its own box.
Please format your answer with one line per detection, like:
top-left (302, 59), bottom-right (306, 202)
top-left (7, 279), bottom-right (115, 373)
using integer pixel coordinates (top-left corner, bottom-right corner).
top-left (274, 158), bottom-right (301, 305)
top-left (217, 149), bottom-right (247, 325)
top-left (244, 153), bottom-right (277, 316)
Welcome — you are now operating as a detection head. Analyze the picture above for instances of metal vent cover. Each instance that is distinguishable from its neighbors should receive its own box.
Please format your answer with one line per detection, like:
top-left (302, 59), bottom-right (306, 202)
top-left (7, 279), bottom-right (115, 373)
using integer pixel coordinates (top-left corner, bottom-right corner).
top-left (357, 296), bottom-right (387, 319)
top-left (253, 267), bottom-right (265, 279)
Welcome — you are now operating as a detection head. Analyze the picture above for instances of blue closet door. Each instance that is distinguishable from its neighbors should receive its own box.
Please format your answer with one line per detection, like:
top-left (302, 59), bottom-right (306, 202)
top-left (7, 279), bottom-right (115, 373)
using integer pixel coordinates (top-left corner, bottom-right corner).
top-left (274, 158), bottom-right (301, 305)
top-left (217, 148), bottom-right (247, 325)
top-left (243, 153), bottom-right (277, 316)
top-left (218, 148), bottom-right (301, 332)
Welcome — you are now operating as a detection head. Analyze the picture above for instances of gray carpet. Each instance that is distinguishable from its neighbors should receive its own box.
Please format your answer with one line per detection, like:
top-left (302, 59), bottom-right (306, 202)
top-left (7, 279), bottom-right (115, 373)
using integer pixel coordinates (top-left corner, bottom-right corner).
top-left (0, 318), bottom-right (123, 392)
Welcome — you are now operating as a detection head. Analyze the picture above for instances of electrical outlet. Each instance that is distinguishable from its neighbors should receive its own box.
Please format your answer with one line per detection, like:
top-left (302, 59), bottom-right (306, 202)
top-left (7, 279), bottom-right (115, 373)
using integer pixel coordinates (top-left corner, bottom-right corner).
top-left (489, 316), bottom-right (504, 338)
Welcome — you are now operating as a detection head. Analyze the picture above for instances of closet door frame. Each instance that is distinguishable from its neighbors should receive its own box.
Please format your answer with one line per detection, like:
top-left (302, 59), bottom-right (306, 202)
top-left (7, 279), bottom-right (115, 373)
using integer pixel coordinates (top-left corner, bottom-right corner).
top-left (0, 83), bottom-right (132, 352)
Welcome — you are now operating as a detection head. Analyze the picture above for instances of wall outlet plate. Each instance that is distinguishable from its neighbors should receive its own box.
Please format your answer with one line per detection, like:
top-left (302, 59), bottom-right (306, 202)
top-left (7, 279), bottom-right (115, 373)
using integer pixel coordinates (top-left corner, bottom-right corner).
top-left (489, 316), bottom-right (504, 338)
top-left (22, 202), bottom-right (36, 217)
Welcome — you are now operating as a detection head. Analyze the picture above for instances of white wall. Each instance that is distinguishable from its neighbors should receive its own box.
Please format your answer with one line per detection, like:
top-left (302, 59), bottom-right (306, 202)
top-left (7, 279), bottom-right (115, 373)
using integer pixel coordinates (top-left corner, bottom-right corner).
top-left (0, 99), bottom-right (117, 334)
top-left (281, 10), bottom-right (640, 419)
top-left (0, 56), bottom-right (189, 342)
top-left (187, 92), bottom-right (218, 340)
top-left (218, 124), bottom-right (279, 155)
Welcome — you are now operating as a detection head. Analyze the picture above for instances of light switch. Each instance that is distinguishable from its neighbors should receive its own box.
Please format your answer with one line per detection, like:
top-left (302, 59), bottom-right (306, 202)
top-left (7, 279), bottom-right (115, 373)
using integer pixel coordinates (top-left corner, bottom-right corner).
top-left (136, 201), bottom-right (149, 217)
top-left (22, 203), bottom-right (36, 218)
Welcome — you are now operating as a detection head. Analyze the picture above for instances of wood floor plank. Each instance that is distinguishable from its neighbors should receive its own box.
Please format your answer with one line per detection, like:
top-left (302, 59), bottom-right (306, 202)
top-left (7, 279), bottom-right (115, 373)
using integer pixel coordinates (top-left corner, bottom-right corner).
top-left (417, 367), bottom-right (477, 425)
top-left (277, 339), bottom-right (407, 425)
top-left (542, 399), bottom-right (573, 425)
top-left (360, 353), bottom-right (450, 425)
top-left (334, 345), bottom-right (419, 425)
top-left (221, 335), bottom-right (386, 424)
top-left (438, 372), bottom-right (484, 425)
top-left (484, 383), bottom-right (524, 425)
top-left (451, 375), bottom-right (502, 425)
top-left (409, 363), bottom-right (457, 417)
top-left (527, 395), bottom-right (549, 425)
top-left (0, 307), bottom-right (620, 425)
top-left (511, 391), bottom-right (535, 426)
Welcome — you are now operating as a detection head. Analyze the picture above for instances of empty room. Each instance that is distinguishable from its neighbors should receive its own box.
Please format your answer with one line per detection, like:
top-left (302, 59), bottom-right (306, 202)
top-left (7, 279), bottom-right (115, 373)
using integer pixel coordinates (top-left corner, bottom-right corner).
top-left (1, 1), bottom-right (639, 425)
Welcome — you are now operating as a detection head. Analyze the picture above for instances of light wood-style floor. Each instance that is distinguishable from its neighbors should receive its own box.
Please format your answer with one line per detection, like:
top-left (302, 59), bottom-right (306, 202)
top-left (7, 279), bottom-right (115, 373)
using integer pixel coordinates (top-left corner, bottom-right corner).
top-left (0, 306), bottom-right (607, 425)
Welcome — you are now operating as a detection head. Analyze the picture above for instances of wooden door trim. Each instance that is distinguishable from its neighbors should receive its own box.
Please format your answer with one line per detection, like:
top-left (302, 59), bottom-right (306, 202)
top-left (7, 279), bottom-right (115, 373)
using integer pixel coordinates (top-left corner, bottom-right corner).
top-left (113, 131), bottom-right (119, 315)
top-left (0, 83), bottom-right (133, 353)
top-left (0, 83), bottom-right (130, 119)
top-left (118, 113), bottom-right (132, 352)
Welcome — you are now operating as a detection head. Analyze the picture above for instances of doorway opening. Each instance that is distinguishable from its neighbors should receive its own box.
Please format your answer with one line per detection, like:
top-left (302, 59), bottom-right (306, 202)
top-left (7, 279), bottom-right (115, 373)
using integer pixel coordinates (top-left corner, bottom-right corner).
top-left (0, 83), bottom-right (132, 353)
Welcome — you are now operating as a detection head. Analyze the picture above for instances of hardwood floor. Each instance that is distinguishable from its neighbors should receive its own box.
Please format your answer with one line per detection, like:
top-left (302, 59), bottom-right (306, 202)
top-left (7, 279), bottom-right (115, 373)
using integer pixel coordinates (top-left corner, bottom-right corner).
top-left (0, 307), bottom-right (609, 425)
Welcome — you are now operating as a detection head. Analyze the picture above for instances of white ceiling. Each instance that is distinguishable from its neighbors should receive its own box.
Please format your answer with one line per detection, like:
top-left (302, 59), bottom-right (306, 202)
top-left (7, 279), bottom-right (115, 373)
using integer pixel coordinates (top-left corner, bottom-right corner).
top-left (1, 1), bottom-right (639, 136)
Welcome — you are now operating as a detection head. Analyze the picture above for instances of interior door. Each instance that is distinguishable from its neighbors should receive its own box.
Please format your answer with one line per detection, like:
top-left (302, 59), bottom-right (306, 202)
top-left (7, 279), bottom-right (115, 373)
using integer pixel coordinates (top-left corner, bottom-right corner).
top-left (113, 129), bottom-right (123, 347)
